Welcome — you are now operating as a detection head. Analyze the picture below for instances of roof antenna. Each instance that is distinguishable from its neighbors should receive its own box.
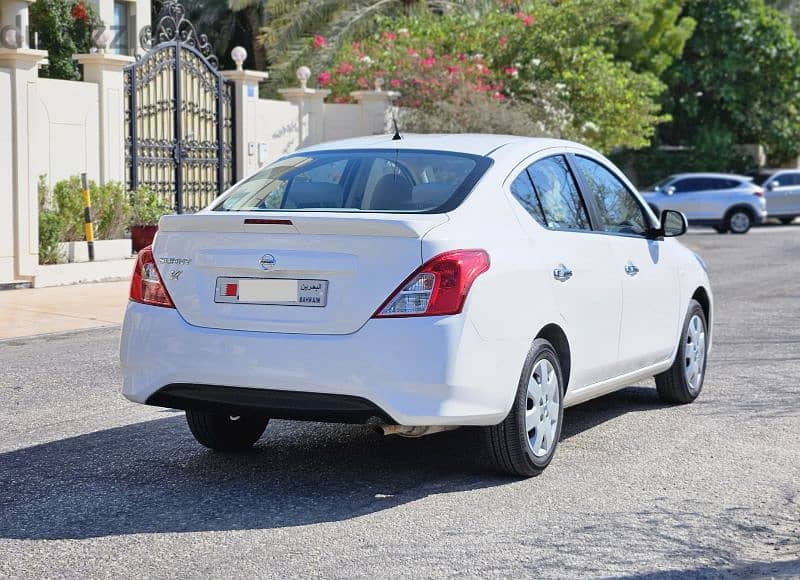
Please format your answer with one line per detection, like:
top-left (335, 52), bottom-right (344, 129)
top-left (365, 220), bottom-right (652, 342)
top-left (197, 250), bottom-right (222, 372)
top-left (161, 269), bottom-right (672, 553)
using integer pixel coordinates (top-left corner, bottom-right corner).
top-left (392, 115), bottom-right (402, 141)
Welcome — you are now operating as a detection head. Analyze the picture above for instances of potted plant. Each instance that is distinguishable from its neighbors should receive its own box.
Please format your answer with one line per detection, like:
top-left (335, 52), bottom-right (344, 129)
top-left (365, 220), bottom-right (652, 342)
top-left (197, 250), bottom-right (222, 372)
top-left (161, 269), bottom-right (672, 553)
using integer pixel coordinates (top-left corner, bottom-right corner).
top-left (130, 187), bottom-right (170, 252)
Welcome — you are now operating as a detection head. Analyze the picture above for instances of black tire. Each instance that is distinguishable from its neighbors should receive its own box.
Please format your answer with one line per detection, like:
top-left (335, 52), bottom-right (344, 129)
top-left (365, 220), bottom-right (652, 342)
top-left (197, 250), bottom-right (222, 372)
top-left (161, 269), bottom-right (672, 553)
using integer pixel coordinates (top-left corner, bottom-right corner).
top-left (725, 208), bottom-right (753, 234)
top-left (185, 410), bottom-right (269, 451)
top-left (713, 224), bottom-right (729, 234)
top-left (655, 300), bottom-right (708, 404)
top-left (485, 339), bottom-right (565, 477)
top-left (779, 216), bottom-right (796, 225)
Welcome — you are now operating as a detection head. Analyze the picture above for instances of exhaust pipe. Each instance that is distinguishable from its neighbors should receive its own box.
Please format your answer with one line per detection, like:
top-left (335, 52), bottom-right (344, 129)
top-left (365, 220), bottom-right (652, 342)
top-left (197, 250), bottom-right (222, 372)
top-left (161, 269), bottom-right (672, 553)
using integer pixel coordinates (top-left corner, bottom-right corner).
top-left (379, 424), bottom-right (458, 438)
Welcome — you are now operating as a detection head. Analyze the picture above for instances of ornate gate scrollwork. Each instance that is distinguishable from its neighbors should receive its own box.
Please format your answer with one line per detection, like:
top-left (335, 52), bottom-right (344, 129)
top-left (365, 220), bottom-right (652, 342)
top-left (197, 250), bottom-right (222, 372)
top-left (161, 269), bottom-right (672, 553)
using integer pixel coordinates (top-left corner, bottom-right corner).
top-left (125, 0), bottom-right (235, 213)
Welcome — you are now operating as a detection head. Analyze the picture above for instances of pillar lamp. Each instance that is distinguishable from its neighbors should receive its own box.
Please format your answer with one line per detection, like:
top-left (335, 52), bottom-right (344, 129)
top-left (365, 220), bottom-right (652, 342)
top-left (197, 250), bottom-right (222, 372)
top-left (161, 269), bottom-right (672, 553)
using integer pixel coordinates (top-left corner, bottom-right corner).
top-left (231, 46), bottom-right (247, 71)
top-left (296, 66), bottom-right (311, 90)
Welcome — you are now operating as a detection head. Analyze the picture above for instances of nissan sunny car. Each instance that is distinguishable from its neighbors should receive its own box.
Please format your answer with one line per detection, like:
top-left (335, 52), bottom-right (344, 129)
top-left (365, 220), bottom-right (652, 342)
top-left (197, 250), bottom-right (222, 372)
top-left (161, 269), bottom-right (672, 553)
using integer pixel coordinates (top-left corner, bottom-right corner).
top-left (120, 134), bottom-right (712, 477)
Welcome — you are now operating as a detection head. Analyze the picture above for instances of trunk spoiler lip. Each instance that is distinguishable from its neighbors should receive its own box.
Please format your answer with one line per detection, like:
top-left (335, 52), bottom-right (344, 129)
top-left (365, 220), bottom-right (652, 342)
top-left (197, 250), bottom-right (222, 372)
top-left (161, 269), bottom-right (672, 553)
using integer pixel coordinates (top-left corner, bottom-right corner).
top-left (158, 212), bottom-right (449, 238)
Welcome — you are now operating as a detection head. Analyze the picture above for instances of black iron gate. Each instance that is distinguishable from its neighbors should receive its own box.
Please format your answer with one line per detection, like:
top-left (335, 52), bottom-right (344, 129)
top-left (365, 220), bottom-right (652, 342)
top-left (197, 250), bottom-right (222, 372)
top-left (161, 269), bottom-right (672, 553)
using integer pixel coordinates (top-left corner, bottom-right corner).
top-left (124, 0), bottom-right (235, 213)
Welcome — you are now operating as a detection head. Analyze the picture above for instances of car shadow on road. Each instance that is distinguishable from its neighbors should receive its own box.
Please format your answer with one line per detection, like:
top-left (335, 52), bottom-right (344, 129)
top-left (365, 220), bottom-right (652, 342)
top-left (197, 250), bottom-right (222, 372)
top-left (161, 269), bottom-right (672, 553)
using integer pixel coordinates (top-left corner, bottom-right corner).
top-left (623, 558), bottom-right (800, 579)
top-left (0, 385), bottom-right (668, 541)
top-left (562, 385), bottom-right (667, 439)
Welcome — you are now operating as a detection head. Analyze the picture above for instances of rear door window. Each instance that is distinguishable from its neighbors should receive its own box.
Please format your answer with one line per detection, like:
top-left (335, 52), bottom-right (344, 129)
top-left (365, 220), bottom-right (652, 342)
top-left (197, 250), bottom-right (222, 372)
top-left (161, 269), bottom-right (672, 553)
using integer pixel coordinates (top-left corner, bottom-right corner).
top-left (708, 178), bottom-right (740, 190)
top-left (509, 170), bottom-right (547, 226)
top-left (673, 178), bottom-right (707, 193)
top-left (527, 155), bottom-right (591, 230)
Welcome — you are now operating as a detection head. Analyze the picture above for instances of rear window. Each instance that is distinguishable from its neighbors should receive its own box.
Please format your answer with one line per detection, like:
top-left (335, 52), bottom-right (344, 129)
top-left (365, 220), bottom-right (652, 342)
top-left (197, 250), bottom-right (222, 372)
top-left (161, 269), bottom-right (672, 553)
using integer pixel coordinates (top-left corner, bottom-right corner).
top-left (212, 149), bottom-right (492, 213)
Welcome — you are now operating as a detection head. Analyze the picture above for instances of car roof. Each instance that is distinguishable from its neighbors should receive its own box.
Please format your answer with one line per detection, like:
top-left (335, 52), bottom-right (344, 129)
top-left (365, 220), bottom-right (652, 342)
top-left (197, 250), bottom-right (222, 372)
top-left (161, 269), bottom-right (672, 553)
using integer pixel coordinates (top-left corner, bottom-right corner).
top-left (755, 168), bottom-right (799, 175)
top-left (668, 172), bottom-right (753, 181)
top-left (295, 133), bottom-right (588, 158)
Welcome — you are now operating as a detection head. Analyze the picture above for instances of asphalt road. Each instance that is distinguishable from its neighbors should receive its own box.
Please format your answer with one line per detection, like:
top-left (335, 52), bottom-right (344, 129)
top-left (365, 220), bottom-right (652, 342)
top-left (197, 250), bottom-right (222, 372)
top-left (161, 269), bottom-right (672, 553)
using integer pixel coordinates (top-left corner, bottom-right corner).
top-left (1, 226), bottom-right (799, 579)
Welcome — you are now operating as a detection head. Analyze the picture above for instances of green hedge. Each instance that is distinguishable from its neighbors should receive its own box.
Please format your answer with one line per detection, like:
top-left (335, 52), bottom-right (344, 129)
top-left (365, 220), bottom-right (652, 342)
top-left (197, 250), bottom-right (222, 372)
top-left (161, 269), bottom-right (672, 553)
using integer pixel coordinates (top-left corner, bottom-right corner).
top-left (53, 176), bottom-right (132, 241)
top-left (38, 175), bottom-right (171, 264)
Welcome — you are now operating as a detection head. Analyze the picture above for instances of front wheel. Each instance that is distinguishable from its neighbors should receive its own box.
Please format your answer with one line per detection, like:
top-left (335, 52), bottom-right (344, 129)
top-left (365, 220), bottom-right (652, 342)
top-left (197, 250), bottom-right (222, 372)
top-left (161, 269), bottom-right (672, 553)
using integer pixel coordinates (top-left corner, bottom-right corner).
top-left (655, 300), bottom-right (708, 404)
top-left (484, 339), bottom-right (564, 477)
top-left (713, 224), bottom-right (729, 234)
top-left (186, 410), bottom-right (269, 451)
top-left (726, 209), bottom-right (752, 234)
top-left (779, 216), bottom-right (796, 225)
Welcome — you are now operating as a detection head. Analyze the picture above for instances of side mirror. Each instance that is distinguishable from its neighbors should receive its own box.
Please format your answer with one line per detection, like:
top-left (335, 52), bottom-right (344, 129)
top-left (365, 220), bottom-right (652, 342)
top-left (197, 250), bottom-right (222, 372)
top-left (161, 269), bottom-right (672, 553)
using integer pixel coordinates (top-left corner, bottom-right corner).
top-left (767, 180), bottom-right (779, 191)
top-left (664, 186), bottom-right (676, 196)
top-left (660, 209), bottom-right (687, 237)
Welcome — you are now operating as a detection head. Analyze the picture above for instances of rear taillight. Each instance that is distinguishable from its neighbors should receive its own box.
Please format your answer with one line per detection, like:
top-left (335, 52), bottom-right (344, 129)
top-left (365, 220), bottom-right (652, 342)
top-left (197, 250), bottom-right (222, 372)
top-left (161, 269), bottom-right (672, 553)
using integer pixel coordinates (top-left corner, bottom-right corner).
top-left (373, 250), bottom-right (490, 318)
top-left (129, 246), bottom-right (175, 308)
top-left (754, 189), bottom-right (764, 197)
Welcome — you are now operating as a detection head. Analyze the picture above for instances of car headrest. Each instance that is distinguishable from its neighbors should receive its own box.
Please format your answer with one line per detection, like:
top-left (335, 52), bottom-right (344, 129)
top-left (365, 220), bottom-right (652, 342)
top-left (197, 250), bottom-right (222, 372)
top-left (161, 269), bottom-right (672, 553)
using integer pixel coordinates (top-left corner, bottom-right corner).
top-left (284, 181), bottom-right (343, 209)
top-left (369, 173), bottom-right (413, 210)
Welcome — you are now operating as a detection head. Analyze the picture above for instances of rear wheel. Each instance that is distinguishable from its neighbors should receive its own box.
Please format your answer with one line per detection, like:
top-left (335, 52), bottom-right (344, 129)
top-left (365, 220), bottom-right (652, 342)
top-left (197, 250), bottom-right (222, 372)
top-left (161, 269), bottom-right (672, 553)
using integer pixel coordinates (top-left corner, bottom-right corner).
top-left (779, 216), bottom-right (796, 225)
top-left (186, 410), bottom-right (269, 451)
top-left (485, 339), bottom-right (564, 477)
top-left (655, 300), bottom-right (708, 404)
top-left (713, 224), bottom-right (729, 234)
top-left (726, 209), bottom-right (753, 234)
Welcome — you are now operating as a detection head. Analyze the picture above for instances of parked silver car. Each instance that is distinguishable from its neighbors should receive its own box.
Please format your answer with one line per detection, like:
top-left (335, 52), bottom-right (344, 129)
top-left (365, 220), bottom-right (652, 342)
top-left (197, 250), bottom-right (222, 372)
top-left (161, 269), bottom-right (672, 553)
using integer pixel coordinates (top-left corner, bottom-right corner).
top-left (751, 170), bottom-right (800, 225)
top-left (641, 173), bottom-right (767, 234)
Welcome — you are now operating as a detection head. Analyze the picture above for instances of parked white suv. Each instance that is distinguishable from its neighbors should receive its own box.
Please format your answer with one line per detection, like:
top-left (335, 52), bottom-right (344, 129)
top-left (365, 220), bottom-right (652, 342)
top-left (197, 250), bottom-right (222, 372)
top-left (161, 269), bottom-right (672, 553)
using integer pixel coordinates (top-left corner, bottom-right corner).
top-left (120, 135), bottom-right (713, 477)
top-left (752, 170), bottom-right (800, 225)
top-left (641, 173), bottom-right (767, 233)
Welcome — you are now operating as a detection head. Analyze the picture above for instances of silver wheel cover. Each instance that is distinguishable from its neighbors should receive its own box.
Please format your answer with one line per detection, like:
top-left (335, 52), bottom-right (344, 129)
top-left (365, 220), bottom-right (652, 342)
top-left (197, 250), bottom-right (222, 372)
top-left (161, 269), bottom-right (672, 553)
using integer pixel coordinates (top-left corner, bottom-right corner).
top-left (684, 314), bottom-right (707, 392)
top-left (730, 212), bottom-right (750, 233)
top-left (525, 359), bottom-right (560, 457)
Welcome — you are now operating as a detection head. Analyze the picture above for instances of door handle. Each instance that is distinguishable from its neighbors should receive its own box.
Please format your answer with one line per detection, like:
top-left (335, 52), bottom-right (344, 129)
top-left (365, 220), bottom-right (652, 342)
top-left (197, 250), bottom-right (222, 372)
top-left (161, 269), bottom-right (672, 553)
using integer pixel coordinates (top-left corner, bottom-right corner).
top-left (624, 262), bottom-right (639, 277)
top-left (553, 264), bottom-right (573, 282)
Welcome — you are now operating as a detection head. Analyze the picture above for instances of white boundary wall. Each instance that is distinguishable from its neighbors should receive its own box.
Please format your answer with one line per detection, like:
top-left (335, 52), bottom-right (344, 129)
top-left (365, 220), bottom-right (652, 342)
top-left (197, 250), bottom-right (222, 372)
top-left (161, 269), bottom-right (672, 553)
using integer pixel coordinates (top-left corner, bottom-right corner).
top-left (0, 67), bottom-right (14, 283)
top-left (323, 103), bottom-right (365, 142)
top-left (0, 57), bottom-right (395, 286)
top-left (32, 78), bottom-right (100, 192)
top-left (251, 98), bottom-right (300, 169)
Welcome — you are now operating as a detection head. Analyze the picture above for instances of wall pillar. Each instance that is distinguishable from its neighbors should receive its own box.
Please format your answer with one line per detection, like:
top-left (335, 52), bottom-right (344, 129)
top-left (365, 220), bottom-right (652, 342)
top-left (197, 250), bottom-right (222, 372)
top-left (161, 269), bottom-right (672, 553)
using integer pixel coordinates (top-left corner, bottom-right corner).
top-left (221, 69), bottom-right (269, 180)
top-left (1, 0), bottom-right (33, 49)
top-left (0, 47), bottom-right (47, 280)
top-left (74, 52), bottom-right (135, 184)
top-left (350, 88), bottom-right (399, 135)
top-left (278, 87), bottom-right (330, 147)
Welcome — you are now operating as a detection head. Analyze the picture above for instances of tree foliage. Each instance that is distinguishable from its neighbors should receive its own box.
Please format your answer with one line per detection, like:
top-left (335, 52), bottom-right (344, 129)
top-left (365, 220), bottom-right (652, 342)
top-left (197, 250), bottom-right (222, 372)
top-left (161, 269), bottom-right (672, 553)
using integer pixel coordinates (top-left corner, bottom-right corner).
top-left (30, 0), bottom-right (102, 80)
top-left (613, 0), bottom-right (696, 76)
top-left (766, 0), bottom-right (800, 35)
top-left (662, 0), bottom-right (800, 161)
top-left (319, 3), bottom-right (671, 152)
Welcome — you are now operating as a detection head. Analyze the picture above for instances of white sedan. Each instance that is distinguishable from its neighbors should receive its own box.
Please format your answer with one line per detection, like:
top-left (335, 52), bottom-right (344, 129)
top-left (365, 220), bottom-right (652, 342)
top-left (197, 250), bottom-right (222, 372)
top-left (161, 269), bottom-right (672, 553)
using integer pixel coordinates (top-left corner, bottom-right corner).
top-left (120, 134), bottom-right (712, 477)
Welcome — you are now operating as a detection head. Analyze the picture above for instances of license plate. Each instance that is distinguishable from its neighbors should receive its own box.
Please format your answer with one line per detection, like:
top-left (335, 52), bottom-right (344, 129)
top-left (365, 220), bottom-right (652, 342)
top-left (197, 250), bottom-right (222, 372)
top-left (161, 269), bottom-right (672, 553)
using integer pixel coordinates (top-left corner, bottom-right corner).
top-left (215, 277), bottom-right (328, 307)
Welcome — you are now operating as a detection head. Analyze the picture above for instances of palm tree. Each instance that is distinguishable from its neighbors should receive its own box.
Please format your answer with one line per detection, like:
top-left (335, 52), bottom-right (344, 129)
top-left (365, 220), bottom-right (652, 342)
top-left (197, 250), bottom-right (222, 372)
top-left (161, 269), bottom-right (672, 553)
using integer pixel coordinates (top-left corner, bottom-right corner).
top-left (181, 0), bottom-right (261, 69)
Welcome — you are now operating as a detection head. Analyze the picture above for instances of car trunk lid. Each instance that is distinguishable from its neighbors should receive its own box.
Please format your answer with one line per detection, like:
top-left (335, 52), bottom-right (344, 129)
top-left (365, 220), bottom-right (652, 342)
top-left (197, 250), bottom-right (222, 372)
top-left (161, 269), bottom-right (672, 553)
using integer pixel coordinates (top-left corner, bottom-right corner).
top-left (153, 212), bottom-right (447, 334)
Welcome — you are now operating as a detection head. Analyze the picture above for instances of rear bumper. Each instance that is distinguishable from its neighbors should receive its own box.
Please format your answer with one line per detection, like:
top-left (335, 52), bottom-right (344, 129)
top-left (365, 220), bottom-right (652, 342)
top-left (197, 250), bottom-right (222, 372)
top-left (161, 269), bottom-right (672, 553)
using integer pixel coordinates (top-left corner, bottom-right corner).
top-left (120, 301), bottom-right (525, 426)
top-left (147, 384), bottom-right (393, 423)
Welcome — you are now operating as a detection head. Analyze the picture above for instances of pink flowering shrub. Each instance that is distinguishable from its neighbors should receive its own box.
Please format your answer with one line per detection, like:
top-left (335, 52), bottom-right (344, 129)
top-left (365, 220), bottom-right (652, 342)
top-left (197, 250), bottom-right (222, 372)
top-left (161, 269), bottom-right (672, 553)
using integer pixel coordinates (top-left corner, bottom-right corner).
top-left (310, 22), bottom-right (506, 107)
top-left (305, 2), bottom-right (666, 151)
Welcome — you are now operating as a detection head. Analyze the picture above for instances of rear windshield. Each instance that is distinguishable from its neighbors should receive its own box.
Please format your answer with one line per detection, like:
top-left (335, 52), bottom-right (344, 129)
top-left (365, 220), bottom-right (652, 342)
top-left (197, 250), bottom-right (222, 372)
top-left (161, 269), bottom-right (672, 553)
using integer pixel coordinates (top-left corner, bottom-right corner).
top-left (212, 149), bottom-right (492, 213)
